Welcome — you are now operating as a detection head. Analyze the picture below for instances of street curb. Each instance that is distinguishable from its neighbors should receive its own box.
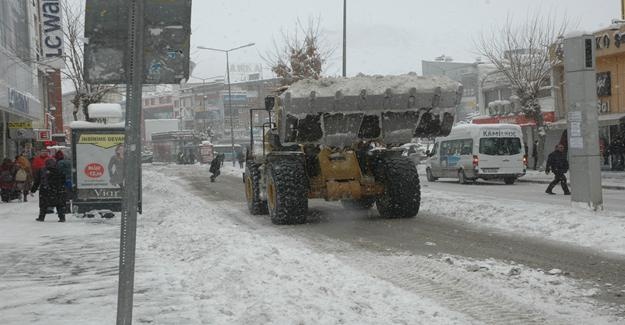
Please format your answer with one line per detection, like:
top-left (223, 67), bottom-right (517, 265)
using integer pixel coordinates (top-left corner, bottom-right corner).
top-left (517, 178), bottom-right (625, 191)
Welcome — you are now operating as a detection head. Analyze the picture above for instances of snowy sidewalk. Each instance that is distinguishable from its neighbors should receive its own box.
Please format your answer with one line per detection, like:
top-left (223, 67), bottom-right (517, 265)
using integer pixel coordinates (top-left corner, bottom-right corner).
top-left (519, 169), bottom-right (625, 190)
top-left (0, 167), bottom-right (471, 325)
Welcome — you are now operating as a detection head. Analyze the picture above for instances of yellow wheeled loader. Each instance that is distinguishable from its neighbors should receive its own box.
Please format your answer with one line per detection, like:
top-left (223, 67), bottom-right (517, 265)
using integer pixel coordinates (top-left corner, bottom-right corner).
top-left (244, 74), bottom-right (462, 224)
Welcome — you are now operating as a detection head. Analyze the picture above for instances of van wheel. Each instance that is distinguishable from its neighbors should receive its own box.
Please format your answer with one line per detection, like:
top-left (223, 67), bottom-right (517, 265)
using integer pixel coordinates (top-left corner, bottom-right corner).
top-left (458, 170), bottom-right (468, 184)
top-left (426, 168), bottom-right (438, 182)
top-left (504, 177), bottom-right (516, 185)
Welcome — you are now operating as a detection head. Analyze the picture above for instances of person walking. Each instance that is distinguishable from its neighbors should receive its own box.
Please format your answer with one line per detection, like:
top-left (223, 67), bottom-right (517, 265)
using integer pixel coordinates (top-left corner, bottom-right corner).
top-left (532, 140), bottom-right (539, 170)
top-left (32, 158), bottom-right (66, 222)
top-left (0, 158), bottom-right (17, 202)
top-left (31, 149), bottom-right (49, 175)
top-left (209, 153), bottom-right (224, 182)
top-left (54, 151), bottom-right (72, 209)
top-left (14, 155), bottom-right (33, 202)
top-left (545, 144), bottom-right (570, 195)
top-left (237, 151), bottom-right (245, 169)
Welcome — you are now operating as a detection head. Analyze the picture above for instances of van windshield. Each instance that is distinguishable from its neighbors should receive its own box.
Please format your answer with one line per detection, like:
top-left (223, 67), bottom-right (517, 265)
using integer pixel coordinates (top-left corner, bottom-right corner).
top-left (479, 138), bottom-right (522, 156)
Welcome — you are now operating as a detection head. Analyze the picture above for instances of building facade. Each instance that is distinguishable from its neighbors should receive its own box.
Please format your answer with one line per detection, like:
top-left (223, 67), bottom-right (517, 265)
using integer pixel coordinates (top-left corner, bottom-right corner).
top-left (552, 26), bottom-right (625, 171)
top-left (422, 60), bottom-right (480, 122)
top-left (0, 0), bottom-right (45, 158)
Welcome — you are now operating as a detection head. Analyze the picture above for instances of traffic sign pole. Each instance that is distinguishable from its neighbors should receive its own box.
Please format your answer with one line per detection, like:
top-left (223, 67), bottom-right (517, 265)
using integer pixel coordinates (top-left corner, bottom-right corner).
top-left (116, 0), bottom-right (144, 323)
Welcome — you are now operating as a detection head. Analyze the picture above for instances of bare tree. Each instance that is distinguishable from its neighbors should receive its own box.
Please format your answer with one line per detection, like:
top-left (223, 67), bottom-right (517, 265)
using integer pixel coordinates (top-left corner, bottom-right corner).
top-left (263, 17), bottom-right (335, 85)
top-left (61, 1), bottom-right (117, 121)
top-left (4, 1), bottom-right (118, 121)
top-left (477, 13), bottom-right (567, 162)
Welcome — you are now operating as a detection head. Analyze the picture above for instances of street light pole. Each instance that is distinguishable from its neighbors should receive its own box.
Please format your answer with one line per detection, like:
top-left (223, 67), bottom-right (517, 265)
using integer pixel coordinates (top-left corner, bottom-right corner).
top-left (225, 51), bottom-right (236, 166)
top-left (196, 43), bottom-right (255, 166)
top-left (342, 0), bottom-right (347, 77)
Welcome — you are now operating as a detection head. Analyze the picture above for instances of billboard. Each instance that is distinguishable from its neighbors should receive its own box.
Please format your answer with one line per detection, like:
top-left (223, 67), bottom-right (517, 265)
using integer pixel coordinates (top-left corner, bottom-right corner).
top-left (74, 131), bottom-right (125, 200)
top-left (40, 0), bottom-right (65, 69)
top-left (83, 0), bottom-right (192, 84)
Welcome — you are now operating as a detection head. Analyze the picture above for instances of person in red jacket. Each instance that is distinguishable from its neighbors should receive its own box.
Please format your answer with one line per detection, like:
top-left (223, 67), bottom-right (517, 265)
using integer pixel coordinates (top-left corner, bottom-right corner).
top-left (31, 150), bottom-right (50, 175)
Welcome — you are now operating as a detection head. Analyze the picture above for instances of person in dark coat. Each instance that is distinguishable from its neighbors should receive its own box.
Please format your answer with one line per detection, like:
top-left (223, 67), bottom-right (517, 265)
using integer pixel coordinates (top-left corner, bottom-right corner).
top-left (237, 151), bottom-right (245, 169)
top-left (532, 140), bottom-right (539, 170)
top-left (55, 151), bottom-right (73, 208)
top-left (209, 153), bottom-right (224, 182)
top-left (0, 158), bottom-right (17, 202)
top-left (32, 158), bottom-right (66, 222)
top-left (545, 144), bottom-right (570, 195)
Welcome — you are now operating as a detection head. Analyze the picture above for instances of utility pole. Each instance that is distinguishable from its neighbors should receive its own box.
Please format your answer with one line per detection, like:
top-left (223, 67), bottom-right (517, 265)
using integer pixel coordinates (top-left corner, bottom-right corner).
top-left (117, 0), bottom-right (144, 323)
top-left (563, 34), bottom-right (603, 211)
top-left (342, 0), bottom-right (347, 77)
top-left (622, 0), bottom-right (625, 19)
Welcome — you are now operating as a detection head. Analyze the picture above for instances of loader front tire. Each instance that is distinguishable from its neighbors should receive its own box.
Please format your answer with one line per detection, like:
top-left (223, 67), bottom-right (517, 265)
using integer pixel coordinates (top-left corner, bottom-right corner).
top-left (245, 162), bottom-right (268, 215)
top-left (375, 156), bottom-right (420, 218)
top-left (266, 159), bottom-right (308, 225)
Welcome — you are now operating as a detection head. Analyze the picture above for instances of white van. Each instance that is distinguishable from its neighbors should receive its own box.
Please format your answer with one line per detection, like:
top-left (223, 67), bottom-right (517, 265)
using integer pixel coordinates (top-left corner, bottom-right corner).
top-left (425, 124), bottom-right (526, 184)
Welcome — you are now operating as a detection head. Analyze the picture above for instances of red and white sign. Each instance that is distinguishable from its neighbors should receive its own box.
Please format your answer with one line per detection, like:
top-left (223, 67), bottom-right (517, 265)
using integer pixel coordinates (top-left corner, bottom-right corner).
top-left (36, 129), bottom-right (51, 141)
top-left (84, 163), bottom-right (105, 178)
top-left (473, 111), bottom-right (556, 126)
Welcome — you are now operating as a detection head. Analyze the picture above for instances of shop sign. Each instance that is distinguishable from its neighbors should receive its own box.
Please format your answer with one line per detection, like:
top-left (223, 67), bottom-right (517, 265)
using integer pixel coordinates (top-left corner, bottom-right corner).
top-left (9, 129), bottom-right (36, 140)
top-left (595, 31), bottom-right (625, 54)
top-left (36, 130), bottom-right (51, 141)
top-left (40, 0), bottom-right (64, 69)
top-left (598, 100), bottom-right (610, 113)
top-left (8, 121), bottom-right (33, 129)
top-left (596, 72), bottom-right (611, 97)
top-left (472, 111), bottom-right (556, 126)
top-left (8, 88), bottom-right (29, 114)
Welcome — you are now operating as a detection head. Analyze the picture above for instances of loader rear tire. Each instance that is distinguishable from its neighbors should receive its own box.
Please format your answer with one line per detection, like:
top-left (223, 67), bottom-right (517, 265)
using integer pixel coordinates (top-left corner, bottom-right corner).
top-left (375, 156), bottom-right (420, 218)
top-left (245, 162), bottom-right (268, 215)
top-left (341, 197), bottom-right (375, 210)
top-left (266, 159), bottom-right (308, 225)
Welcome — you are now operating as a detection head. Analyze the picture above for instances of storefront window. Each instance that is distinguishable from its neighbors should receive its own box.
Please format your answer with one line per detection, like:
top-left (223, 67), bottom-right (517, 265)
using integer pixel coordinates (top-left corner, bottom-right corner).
top-left (598, 126), bottom-right (610, 169)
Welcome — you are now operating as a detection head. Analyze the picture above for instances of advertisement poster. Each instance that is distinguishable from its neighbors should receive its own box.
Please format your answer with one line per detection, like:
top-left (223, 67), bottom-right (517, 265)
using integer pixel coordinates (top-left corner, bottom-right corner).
top-left (75, 133), bottom-right (125, 200)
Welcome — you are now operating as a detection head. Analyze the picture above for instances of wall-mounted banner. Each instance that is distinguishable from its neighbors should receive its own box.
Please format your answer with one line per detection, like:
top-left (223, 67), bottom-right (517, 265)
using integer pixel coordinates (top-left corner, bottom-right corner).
top-left (75, 133), bottom-right (125, 197)
top-left (40, 0), bottom-right (65, 69)
top-left (8, 88), bottom-right (29, 114)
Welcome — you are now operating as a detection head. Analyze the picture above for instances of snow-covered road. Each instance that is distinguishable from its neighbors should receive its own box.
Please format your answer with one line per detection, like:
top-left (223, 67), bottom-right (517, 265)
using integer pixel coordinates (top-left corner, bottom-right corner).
top-left (1, 163), bottom-right (624, 324)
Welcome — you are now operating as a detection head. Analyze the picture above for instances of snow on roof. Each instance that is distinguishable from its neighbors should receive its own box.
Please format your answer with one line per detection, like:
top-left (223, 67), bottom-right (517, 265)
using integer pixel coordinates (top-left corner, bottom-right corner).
top-left (285, 73), bottom-right (461, 98)
top-left (88, 103), bottom-right (123, 118)
top-left (69, 121), bottom-right (125, 129)
top-left (564, 30), bottom-right (592, 39)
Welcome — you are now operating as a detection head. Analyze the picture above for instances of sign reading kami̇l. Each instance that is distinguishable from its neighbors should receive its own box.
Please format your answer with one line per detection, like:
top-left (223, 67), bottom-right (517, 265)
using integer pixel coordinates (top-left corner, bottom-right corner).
top-left (83, 0), bottom-right (192, 84)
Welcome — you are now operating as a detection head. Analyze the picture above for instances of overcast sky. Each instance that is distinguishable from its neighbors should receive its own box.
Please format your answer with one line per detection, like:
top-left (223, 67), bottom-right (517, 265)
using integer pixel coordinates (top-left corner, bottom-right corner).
top-left (188, 0), bottom-right (618, 82)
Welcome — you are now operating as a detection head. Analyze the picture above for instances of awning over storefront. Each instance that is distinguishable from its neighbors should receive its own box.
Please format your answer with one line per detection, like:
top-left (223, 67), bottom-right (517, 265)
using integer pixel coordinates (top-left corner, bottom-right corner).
top-left (598, 113), bottom-right (625, 126)
top-left (472, 111), bottom-right (556, 126)
top-left (533, 113), bottom-right (625, 129)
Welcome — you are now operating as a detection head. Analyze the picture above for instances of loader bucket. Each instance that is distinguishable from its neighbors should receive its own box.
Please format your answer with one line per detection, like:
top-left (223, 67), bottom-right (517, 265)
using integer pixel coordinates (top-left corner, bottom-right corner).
top-left (278, 74), bottom-right (462, 147)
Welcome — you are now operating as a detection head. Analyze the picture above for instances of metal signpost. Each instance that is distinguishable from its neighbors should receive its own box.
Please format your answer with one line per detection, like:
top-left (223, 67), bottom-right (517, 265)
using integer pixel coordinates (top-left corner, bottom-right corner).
top-left (84, 1), bottom-right (191, 323)
top-left (563, 34), bottom-right (603, 210)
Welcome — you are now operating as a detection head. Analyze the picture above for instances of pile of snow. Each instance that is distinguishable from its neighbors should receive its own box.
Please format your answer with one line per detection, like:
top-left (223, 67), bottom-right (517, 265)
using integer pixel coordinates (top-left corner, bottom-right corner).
top-left (69, 121), bottom-right (125, 129)
top-left (286, 73), bottom-right (461, 98)
top-left (420, 188), bottom-right (625, 256)
top-left (87, 103), bottom-right (122, 119)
